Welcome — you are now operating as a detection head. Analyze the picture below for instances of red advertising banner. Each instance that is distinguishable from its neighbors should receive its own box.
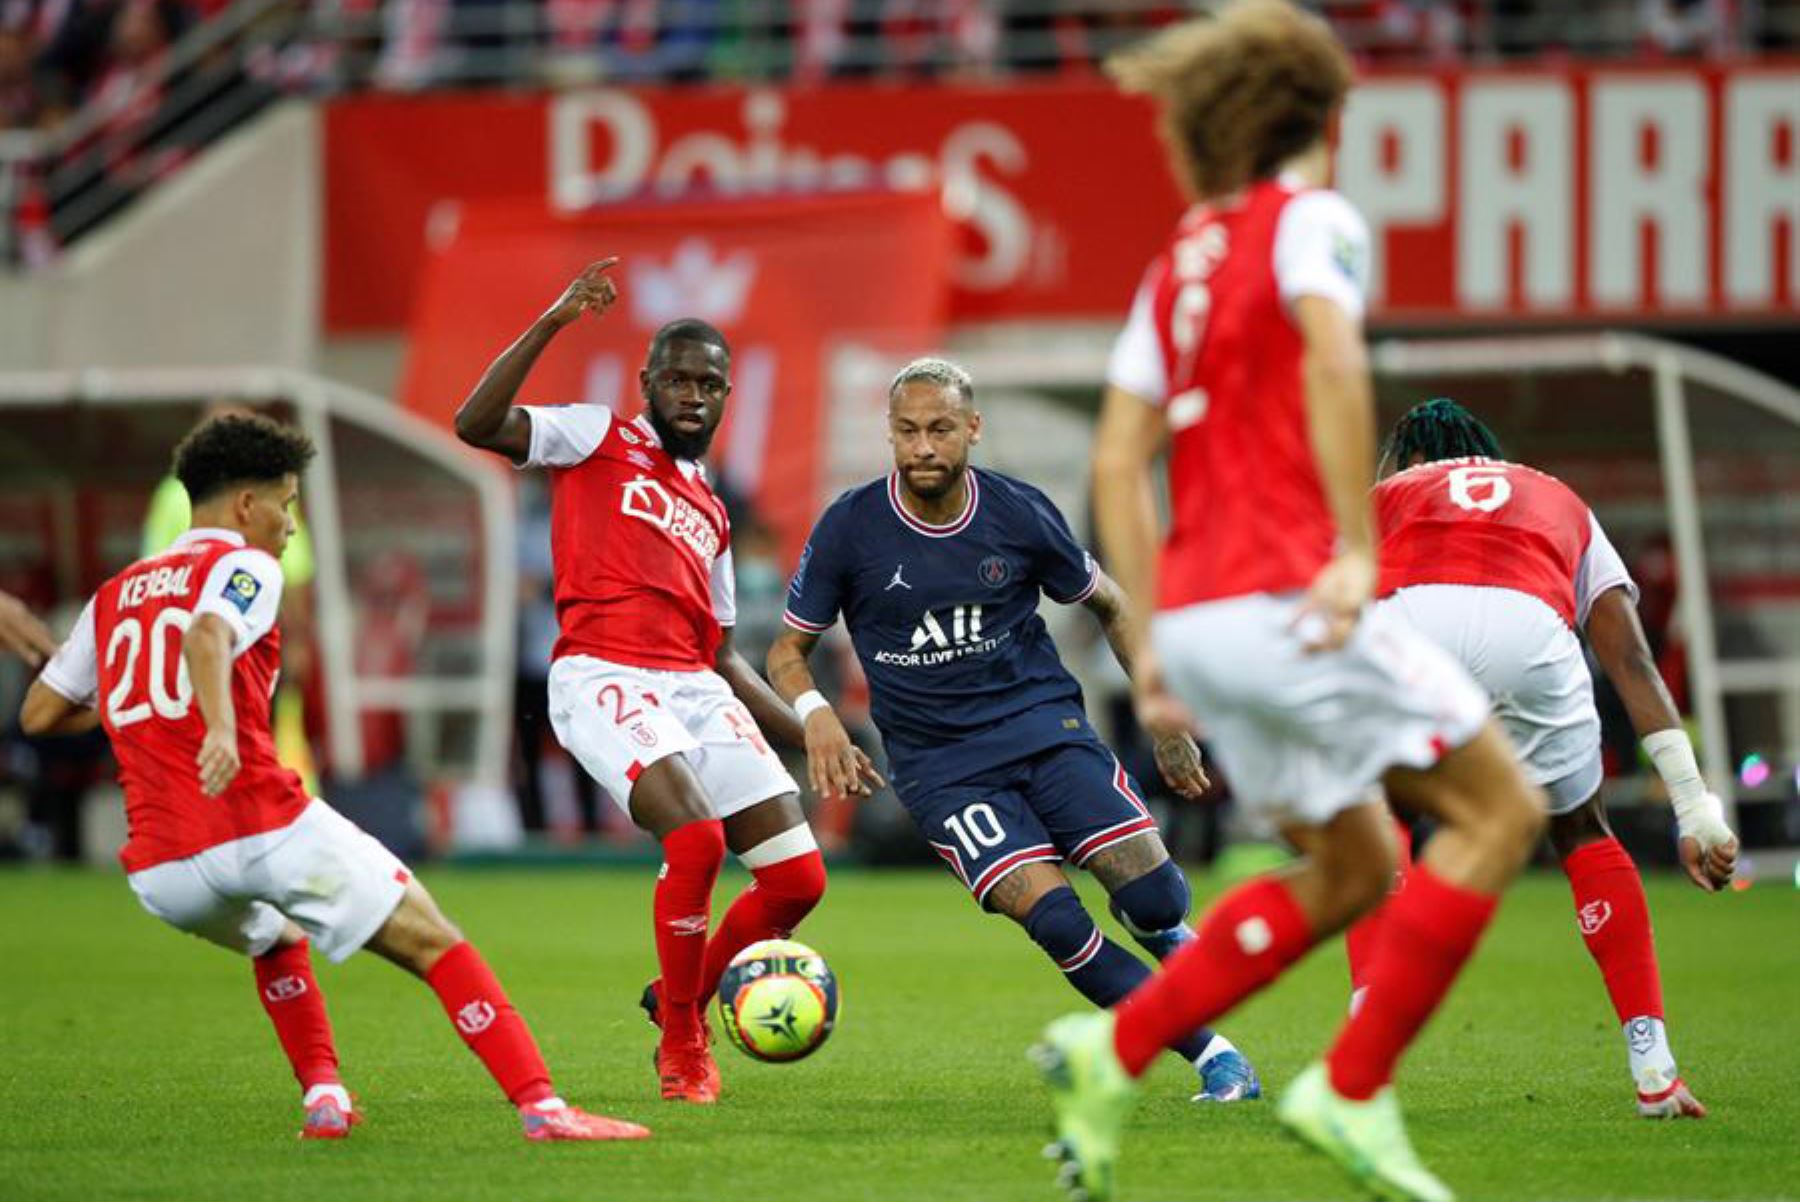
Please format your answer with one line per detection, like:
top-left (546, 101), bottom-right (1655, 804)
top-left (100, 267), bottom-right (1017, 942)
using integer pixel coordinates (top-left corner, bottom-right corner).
top-left (401, 189), bottom-right (951, 548)
top-left (326, 64), bottom-right (1798, 331)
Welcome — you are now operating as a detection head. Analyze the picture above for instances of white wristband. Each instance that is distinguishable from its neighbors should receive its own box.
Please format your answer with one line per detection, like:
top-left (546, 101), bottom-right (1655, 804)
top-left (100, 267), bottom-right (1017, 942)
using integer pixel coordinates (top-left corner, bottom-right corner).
top-left (793, 690), bottom-right (831, 723)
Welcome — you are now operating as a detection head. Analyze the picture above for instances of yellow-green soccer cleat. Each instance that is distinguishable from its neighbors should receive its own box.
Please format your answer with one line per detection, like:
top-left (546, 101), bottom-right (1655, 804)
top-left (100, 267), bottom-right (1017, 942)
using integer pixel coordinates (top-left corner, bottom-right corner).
top-left (1275, 1062), bottom-right (1454, 1202)
top-left (1028, 1012), bottom-right (1139, 1202)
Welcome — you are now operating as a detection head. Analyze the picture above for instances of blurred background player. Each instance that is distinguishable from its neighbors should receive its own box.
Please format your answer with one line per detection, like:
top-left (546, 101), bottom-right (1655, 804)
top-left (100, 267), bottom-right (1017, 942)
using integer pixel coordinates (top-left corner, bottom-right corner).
top-left (1034, 5), bottom-right (1546, 1202)
top-left (19, 413), bottom-right (648, 1144)
top-left (454, 259), bottom-right (844, 1105)
top-left (768, 357), bottom-right (1261, 1104)
top-left (1354, 396), bottom-right (1740, 1118)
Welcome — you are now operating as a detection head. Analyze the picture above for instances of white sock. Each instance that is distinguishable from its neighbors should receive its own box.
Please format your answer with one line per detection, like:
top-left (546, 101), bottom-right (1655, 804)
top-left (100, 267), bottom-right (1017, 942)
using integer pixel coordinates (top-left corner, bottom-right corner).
top-left (303, 1083), bottom-right (351, 1110)
top-left (522, 1096), bottom-right (568, 1113)
top-left (1193, 1033), bottom-right (1238, 1069)
top-left (1624, 1016), bottom-right (1678, 1092)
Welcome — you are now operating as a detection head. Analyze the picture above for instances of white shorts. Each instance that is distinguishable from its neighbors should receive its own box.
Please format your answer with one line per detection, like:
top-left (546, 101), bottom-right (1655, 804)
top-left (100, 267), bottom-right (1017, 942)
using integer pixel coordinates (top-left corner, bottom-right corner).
top-left (1378, 584), bottom-right (1603, 814)
top-left (547, 654), bottom-right (799, 819)
top-left (126, 800), bottom-right (410, 963)
top-left (1153, 592), bottom-right (1490, 833)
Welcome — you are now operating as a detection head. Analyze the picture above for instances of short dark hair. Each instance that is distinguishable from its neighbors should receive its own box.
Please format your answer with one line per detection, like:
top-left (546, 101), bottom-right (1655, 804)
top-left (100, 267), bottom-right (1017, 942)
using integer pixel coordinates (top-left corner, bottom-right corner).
top-left (889, 357), bottom-right (975, 408)
top-left (1381, 398), bottom-right (1505, 474)
top-left (173, 413), bottom-right (316, 505)
top-left (648, 319), bottom-right (730, 366)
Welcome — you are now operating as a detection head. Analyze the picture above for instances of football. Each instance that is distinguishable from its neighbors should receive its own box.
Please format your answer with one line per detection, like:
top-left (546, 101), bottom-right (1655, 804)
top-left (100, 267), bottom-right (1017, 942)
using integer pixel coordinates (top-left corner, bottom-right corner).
top-left (715, 939), bottom-right (840, 1063)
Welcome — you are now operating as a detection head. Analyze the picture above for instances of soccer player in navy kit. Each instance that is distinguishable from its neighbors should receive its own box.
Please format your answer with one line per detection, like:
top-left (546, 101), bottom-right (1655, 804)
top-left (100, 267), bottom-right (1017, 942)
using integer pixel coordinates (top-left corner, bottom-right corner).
top-left (767, 358), bottom-right (1259, 1103)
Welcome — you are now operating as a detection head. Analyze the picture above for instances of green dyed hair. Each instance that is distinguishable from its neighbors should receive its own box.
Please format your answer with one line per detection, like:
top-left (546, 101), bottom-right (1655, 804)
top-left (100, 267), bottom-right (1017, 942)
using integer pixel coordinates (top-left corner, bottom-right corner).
top-left (1380, 398), bottom-right (1504, 475)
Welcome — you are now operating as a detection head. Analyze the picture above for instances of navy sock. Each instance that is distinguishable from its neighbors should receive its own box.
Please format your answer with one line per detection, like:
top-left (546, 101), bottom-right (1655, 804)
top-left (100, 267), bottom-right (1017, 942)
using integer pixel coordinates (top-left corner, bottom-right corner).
top-left (1024, 886), bottom-right (1214, 1062)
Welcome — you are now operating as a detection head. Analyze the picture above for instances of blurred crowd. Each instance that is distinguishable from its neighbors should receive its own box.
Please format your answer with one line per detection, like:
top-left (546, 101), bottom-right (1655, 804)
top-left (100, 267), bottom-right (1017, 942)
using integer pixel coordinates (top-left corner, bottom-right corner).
top-left (4, 0), bottom-right (1793, 136)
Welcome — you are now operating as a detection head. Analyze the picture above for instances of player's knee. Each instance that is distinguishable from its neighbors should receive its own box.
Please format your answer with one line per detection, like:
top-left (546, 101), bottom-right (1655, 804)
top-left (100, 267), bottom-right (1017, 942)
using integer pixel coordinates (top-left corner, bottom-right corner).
top-left (1107, 859), bottom-right (1191, 936)
top-left (1023, 887), bottom-right (1099, 964)
top-left (666, 815), bottom-right (728, 867)
top-left (755, 848), bottom-right (828, 929)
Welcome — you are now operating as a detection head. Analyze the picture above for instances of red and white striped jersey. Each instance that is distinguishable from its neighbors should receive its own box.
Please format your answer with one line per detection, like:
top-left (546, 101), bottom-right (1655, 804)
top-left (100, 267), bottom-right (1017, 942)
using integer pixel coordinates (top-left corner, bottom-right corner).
top-left (1107, 177), bottom-right (1371, 609)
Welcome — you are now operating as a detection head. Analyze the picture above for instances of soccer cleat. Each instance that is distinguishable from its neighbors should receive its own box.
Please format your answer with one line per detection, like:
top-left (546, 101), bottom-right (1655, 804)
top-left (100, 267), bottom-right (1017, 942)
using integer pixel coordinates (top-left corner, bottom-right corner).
top-left (520, 1101), bottom-right (651, 1142)
top-left (1637, 1076), bottom-right (1706, 1119)
top-left (639, 979), bottom-right (664, 1029)
top-left (1193, 1048), bottom-right (1263, 1104)
top-left (1029, 1011), bottom-right (1138, 1202)
top-left (656, 1031), bottom-right (721, 1104)
top-left (299, 1094), bottom-right (359, 1140)
top-left (1276, 1062), bottom-right (1454, 1202)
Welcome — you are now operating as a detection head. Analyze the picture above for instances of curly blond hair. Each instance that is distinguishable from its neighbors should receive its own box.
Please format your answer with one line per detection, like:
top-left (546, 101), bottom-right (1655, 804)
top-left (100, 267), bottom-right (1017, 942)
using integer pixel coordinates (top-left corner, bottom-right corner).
top-left (1107, 0), bottom-right (1352, 201)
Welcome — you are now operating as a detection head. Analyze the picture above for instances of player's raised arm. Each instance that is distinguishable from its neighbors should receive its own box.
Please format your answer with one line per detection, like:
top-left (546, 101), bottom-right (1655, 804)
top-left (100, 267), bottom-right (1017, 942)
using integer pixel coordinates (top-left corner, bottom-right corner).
top-left (1291, 293), bottom-right (1378, 652)
top-left (454, 258), bottom-right (620, 463)
top-left (1584, 586), bottom-right (1738, 891)
top-left (766, 628), bottom-right (883, 803)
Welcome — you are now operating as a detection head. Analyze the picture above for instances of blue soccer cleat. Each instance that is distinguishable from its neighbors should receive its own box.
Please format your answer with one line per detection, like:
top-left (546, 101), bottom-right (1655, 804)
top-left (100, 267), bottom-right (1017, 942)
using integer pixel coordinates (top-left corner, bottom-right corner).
top-left (1193, 1047), bottom-right (1262, 1103)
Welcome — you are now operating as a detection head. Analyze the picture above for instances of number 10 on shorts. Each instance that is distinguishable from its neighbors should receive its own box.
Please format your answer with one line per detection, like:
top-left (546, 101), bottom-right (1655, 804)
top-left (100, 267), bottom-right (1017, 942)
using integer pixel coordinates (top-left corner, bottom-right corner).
top-left (944, 802), bottom-right (1005, 859)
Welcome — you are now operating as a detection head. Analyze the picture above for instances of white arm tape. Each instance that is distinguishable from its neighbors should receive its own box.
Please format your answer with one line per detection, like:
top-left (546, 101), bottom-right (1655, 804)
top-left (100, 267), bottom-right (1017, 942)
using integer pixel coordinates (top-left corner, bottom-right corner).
top-left (1642, 728), bottom-right (1729, 841)
top-left (793, 690), bottom-right (832, 723)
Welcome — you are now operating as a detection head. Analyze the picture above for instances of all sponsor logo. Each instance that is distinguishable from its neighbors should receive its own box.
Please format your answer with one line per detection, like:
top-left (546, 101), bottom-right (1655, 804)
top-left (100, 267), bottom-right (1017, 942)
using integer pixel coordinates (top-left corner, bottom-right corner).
top-left (455, 999), bottom-right (497, 1036)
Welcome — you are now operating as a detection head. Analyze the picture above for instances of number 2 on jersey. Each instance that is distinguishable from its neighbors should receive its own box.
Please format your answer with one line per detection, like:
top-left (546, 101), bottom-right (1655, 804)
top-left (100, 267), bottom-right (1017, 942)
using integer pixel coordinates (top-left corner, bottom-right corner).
top-left (105, 611), bottom-right (194, 728)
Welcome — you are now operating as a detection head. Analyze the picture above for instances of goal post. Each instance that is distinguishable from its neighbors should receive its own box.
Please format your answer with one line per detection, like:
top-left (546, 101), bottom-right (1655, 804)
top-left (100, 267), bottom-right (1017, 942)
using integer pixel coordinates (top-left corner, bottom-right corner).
top-left (0, 367), bottom-right (517, 792)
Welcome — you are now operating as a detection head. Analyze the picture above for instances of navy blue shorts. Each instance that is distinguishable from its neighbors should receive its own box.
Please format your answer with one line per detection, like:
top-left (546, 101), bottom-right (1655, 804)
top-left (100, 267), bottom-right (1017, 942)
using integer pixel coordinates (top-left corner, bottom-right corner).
top-left (903, 737), bottom-right (1159, 907)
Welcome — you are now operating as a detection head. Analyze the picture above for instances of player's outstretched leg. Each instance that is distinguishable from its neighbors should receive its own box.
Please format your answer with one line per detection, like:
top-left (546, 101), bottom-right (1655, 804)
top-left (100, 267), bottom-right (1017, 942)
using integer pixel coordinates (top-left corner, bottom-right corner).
top-left (1552, 798), bottom-right (1703, 1118)
top-left (253, 928), bottom-right (356, 1139)
top-left (1096, 851), bottom-right (1260, 1102)
top-left (1291, 727), bottom-right (1542, 1202)
top-left (366, 879), bottom-right (650, 1140)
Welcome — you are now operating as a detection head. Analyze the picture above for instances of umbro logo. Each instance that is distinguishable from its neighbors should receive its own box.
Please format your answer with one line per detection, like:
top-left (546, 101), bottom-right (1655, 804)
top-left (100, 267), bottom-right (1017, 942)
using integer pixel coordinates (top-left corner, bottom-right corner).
top-left (666, 914), bottom-right (710, 937)
top-left (886, 564), bottom-right (912, 591)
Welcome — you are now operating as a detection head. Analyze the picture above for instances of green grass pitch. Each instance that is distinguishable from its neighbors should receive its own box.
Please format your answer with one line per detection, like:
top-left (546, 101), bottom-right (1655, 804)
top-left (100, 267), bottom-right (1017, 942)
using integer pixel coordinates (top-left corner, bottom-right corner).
top-left (2, 865), bottom-right (1795, 1201)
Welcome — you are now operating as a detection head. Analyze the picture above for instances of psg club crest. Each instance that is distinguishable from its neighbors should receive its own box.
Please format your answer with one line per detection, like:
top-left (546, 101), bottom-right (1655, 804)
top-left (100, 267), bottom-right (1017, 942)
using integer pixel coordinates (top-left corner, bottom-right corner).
top-left (978, 556), bottom-right (1011, 588)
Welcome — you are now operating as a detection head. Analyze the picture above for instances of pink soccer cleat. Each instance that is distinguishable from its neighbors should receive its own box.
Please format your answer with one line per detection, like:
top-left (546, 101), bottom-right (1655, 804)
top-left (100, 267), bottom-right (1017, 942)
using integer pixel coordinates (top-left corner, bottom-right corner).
top-left (520, 1101), bottom-right (651, 1142)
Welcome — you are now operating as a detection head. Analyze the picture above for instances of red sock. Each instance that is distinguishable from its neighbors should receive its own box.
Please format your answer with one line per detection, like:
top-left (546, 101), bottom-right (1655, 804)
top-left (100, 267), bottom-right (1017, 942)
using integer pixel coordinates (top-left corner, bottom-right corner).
top-left (253, 940), bottom-right (340, 1092)
top-left (655, 819), bottom-right (727, 1032)
top-left (1345, 818), bottom-right (1414, 995)
top-left (425, 941), bottom-right (555, 1107)
top-left (1563, 838), bottom-right (1663, 1023)
top-left (1113, 876), bottom-right (1312, 1077)
top-left (1325, 864), bottom-right (1498, 1100)
top-left (700, 850), bottom-right (827, 1001)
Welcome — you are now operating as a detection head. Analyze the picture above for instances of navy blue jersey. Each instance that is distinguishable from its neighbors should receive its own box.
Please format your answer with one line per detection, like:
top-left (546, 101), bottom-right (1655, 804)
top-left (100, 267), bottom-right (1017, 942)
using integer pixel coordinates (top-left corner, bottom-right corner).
top-left (784, 469), bottom-right (1101, 799)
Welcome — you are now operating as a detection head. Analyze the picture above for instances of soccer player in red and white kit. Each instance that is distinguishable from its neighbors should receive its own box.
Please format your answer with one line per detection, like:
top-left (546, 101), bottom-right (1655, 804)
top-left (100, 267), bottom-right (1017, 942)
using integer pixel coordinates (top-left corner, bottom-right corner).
top-left (455, 260), bottom-right (854, 1105)
top-left (1031, 6), bottom-right (1546, 1202)
top-left (1347, 397), bottom-right (1739, 1118)
top-left (19, 414), bottom-right (648, 1144)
